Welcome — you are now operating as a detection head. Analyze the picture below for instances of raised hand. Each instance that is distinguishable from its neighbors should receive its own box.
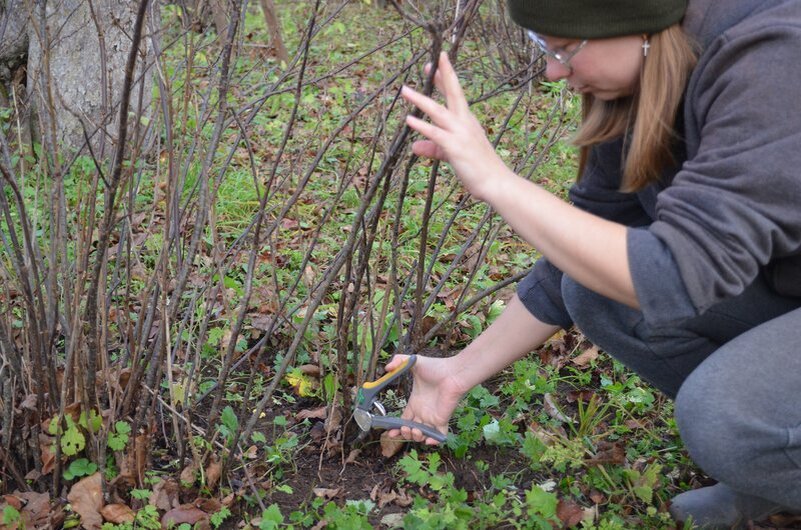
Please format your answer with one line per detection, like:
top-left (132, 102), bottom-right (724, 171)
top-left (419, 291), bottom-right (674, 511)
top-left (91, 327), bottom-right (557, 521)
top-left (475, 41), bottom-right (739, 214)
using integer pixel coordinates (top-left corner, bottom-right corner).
top-left (401, 52), bottom-right (512, 203)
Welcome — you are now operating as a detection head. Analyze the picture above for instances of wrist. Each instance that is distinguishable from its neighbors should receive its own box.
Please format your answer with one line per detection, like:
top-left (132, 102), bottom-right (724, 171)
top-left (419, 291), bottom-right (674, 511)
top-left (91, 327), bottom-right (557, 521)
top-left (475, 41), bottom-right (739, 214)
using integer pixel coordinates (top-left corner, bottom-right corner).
top-left (482, 164), bottom-right (520, 207)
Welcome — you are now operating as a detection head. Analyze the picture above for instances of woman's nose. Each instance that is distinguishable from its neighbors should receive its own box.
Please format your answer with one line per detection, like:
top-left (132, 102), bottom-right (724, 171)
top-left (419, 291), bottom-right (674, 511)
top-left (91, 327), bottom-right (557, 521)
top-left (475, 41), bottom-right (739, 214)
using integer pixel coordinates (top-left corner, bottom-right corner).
top-left (544, 59), bottom-right (571, 81)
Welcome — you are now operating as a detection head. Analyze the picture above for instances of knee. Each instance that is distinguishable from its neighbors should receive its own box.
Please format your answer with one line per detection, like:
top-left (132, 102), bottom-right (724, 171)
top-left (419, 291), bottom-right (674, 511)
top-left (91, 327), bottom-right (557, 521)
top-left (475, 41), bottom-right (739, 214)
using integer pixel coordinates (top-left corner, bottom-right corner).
top-left (562, 276), bottom-right (634, 346)
top-left (675, 368), bottom-right (755, 485)
top-left (562, 276), bottom-right (611, 339)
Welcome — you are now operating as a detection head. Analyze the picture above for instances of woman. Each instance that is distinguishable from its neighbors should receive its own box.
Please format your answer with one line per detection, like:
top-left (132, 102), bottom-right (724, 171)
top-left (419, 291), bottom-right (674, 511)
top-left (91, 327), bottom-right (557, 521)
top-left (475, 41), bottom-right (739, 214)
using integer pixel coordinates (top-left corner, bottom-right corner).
top-left (387, 0), bottom-right (801, 527)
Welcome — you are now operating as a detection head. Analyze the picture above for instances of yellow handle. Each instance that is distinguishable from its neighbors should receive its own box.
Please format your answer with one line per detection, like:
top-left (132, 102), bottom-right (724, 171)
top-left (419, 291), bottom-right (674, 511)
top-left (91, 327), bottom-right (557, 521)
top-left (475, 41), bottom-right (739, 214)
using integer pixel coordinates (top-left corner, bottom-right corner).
top-left (363, 358), bottom-right (410, 389)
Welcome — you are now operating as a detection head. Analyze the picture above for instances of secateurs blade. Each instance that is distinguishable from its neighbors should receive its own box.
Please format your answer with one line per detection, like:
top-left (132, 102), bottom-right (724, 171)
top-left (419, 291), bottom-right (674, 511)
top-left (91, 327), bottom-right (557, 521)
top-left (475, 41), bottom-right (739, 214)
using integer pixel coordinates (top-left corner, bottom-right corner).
top-left (353, 355), bottom-right (447, 443)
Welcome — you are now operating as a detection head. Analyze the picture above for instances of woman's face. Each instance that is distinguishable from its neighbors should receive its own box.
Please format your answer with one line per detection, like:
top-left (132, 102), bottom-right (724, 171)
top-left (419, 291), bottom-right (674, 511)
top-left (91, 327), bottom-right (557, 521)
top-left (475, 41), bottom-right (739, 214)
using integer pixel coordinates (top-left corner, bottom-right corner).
top-left (539, 34), bottom-right (644, 101)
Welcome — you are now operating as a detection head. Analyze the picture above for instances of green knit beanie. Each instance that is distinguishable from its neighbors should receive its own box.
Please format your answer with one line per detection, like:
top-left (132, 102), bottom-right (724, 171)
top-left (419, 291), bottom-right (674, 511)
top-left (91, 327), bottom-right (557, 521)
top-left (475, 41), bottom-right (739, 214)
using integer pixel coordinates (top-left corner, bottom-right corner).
top-left (506, 0), bottom-right (687, 39)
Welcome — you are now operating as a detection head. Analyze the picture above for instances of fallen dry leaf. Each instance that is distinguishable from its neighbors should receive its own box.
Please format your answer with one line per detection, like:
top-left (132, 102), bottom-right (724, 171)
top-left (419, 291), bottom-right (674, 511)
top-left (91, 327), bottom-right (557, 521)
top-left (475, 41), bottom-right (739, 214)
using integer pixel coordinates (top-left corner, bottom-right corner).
top-left (557, 499), bottom-right (586, 527)
top-left (38, 434), bottom-right (56, 475)
top-left (133, 434), bottom-right (150, 484)
top-left (150, 478), bottom-right (180, 511)
top-left (194, 497), bottom-right (222, 513)
top-left (312, 487), bottom-right (341, 500)
top-left (543, 393), bottom-right (573, 423)
top-left (588, 490), bottom-right (607, 504)
top-left (161, 504), bottom-right (209, 526)
top-left (296, 406), bottom-right (327, 421)
top-left (298, 364), bottom-right (321, 377)
top-left (3, 494), bottom-right (23, 510)
top-left (205, 457), bottom-right (222, 490)
top-left (324, 406), bottom-right (343, 433)
top-left (376, 489), bottom-right (399, 509)
top-left (67, 472), bottom-right (104, 530)
top-left (380, 513), bottom-right (405, 527)
top-left (393, 488), bottom-right (414, 507)
top-left (2, 491), bottom-right (51, 529)
top-left (100, 503), bottom-right (135, 524)
top-left (380, 431), bottom-right (405, 458)
top-left (345, 448), bottom-right (361, 464)
top-left (221, 493), bottom-right (235, 507)
top-left (588, 441), bottom-right (626, 465)
top-left (180, 461), bottom-right (198, 485)
top-left (571, 345), bottom-right (600, 367)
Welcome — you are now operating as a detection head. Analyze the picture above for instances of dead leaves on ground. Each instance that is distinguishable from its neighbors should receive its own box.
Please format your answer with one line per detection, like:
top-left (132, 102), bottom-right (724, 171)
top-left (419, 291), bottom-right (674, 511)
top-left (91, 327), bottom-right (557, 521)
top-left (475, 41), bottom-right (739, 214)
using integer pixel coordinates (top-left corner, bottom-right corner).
top-left (0, 464), bottom-right (234, 530)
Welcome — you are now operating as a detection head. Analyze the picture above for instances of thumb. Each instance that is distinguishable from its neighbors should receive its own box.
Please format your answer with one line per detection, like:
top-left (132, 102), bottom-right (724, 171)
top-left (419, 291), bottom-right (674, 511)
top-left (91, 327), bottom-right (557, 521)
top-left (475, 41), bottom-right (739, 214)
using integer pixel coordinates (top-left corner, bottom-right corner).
top-left (385, 354), bottom-right (410, 372)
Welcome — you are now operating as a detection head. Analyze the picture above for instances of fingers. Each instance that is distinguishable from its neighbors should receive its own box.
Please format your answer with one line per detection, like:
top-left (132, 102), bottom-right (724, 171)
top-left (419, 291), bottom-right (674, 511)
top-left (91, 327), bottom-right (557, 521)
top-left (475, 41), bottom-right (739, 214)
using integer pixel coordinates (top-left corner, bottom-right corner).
top-left (422, 53), bottom-right (468, 114)
top-left (401, 86), bottom-right (451, 130)
top-left (436, 52), bottom-right (469, 114)
top-left (405, 115), bottom-right (444, 145)
top-left (410, 140), bottom-right (445, 160)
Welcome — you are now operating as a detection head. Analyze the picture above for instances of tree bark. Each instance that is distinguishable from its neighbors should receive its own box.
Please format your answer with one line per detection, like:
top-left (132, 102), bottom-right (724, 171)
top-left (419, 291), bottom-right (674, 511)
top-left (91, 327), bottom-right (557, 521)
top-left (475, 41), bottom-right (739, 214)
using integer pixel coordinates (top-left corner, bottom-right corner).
top-left (0, 0), bottom-right (29, 79)
top-left (259, 0), bottom-right (288, 64)
top-left (25, 0), bottom-right (154, 156)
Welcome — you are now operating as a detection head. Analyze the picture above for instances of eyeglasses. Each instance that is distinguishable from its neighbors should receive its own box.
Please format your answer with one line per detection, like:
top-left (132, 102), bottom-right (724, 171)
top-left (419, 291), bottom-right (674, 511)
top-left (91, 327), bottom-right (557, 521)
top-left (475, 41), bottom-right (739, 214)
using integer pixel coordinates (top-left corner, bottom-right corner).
top-left (526, 30), bottom-right (587, 69)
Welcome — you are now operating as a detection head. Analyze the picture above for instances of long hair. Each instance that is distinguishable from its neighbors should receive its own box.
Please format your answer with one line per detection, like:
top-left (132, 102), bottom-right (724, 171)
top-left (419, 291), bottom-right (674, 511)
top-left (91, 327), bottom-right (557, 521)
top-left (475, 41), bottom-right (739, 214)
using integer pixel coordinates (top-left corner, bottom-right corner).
top-left (573, 24), bottom-right (698, 192)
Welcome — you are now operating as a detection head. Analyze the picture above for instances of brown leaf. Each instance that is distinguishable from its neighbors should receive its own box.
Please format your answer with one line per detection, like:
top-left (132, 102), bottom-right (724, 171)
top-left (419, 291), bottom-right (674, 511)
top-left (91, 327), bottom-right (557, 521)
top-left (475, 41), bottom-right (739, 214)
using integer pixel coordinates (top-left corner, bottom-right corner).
top-left (588, 441), bottom-right (626, 465)
top-left (243, 444), bottom-right (259, 459)
top-left (588, 490), bottom-right (607, 504)
top-left (221, 494), bottom-right (235, 507)
top-left (100, 503), bottom-right (135, 524)
top-left (557, 499), bottom-right (586, 527)
top-left (298, 364), bottom-right (320, 377)
top-left (205, 458), bottom-right (222, 490)
top-left (194, 497), bottom-right (222, 513)
top-left (571, 345), bottom-right (600, 367)
top-left (379, 431), bottom-right (405, 458)
top-left (345, 448), bottom-right (361, 464)
top-left (376, 489), bottom-right (399, 509)
top-left (161, 504), bottom-right (209, 526)
top-left (123, 433), bottom-right (149, 486)
top-left (2, 494), bottom-right (23, 510)
top-left (180, 462), bottom-right (198, 485)
top-left (7, 491), bottom-right (51, 528)
top-left (543, 393), bottom-right (572, 423)
top-left (394, 488), bottom-right (414, 507)
top-left (67, 472), bottom-right (104, 530)
top-left (324, 406), bottom-right (342, 433)
top-left (312, 488), bottom-right (341, 500)
top-left (296, 406), bottom-right (327, 421)
top-left (150, 478), bottom-right (180, 511)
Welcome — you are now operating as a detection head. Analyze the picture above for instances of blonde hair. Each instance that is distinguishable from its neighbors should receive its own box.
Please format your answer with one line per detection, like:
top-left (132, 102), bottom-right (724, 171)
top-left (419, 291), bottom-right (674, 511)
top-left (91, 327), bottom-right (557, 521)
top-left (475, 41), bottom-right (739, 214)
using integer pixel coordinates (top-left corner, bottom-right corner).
top-left (573, 24), bottom-right (698, 191)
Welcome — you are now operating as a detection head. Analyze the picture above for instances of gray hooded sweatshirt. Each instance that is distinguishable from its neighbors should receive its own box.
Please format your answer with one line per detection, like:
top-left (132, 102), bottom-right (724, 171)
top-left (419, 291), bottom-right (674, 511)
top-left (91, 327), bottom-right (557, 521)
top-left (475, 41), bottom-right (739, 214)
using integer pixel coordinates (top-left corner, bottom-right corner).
top-left (518, 0), bottom-right (801, 329)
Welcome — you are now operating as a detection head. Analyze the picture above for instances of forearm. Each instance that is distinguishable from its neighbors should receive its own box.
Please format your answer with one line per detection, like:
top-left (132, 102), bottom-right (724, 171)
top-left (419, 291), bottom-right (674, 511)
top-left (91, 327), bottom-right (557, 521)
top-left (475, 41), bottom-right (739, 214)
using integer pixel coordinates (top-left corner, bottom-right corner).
top-left (448, 293), bottom-right (559, 391)
top-left (489, 168), bottom-right (639, 309)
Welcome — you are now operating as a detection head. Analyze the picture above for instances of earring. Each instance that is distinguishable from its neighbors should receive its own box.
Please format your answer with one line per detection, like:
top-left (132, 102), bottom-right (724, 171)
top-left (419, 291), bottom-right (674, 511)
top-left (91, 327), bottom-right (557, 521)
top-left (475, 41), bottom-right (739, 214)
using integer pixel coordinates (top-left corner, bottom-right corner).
top-left (642, 37), bottom-right (651, 57)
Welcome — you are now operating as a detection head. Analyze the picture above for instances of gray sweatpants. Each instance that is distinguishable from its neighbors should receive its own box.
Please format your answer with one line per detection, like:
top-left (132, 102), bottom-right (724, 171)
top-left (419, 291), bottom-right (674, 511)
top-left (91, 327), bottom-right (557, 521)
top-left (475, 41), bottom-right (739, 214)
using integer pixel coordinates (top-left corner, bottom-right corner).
top-left (560, 275), bottom-right (801, 509)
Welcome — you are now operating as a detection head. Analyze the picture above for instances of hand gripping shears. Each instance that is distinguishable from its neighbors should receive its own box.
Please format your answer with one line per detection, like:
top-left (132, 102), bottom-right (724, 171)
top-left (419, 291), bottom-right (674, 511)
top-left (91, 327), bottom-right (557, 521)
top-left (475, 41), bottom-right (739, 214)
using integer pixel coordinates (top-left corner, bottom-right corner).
top-left (353, 355), bottom-right (447, 443)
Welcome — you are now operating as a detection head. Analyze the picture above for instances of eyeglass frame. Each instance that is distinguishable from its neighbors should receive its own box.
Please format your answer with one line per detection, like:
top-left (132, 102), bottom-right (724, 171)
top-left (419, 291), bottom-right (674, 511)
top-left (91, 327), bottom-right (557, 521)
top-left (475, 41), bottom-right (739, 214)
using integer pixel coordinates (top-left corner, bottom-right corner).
top-left (526, 30), bottom-right (588, 69)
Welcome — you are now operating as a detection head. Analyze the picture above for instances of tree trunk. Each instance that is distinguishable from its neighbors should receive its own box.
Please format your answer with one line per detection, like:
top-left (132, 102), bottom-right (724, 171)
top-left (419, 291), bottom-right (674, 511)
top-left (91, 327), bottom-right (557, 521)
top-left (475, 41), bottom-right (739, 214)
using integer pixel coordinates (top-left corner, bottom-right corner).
top-left (0, 0), bottom-right (29, 79)
top-left (259, 0), bottom-right (288, 64)
top-left (25, 0), bottom-right (154, 156)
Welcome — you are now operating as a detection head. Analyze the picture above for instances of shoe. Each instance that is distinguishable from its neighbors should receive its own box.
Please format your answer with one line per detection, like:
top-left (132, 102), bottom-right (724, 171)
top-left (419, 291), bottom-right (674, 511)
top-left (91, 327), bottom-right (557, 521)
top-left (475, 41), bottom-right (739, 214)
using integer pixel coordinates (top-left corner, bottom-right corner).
top-left (669, 483), bottom-right (791, 529)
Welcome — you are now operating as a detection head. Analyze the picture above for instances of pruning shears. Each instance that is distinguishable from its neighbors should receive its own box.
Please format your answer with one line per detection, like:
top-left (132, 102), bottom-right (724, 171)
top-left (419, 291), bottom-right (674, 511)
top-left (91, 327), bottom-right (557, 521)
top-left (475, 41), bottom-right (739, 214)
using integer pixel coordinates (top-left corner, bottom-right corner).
top-left (353, 355), bottom-right (447, 443)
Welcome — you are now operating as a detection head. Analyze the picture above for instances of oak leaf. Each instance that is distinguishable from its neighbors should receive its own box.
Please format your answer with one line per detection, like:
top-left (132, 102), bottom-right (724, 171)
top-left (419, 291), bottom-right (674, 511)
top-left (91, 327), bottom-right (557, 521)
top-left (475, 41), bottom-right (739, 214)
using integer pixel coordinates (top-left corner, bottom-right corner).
top-left (67, 472), bottom-right (104, 530)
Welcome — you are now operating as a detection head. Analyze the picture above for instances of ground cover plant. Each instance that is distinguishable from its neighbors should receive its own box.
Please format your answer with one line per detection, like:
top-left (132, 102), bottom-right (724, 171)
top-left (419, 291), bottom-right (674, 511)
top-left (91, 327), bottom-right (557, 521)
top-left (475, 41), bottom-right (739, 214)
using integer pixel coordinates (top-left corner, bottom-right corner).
top-left (4, 1), bottom-right (798, 529)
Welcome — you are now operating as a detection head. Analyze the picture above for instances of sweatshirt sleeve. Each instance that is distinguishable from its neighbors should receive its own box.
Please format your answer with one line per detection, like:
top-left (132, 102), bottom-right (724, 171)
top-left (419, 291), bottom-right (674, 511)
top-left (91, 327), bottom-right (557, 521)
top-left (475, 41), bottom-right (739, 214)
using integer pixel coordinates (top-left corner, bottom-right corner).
top-left (517, 139), bottom-right (652, 328)
top-left (629, 22), bottom-right (801, 325)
